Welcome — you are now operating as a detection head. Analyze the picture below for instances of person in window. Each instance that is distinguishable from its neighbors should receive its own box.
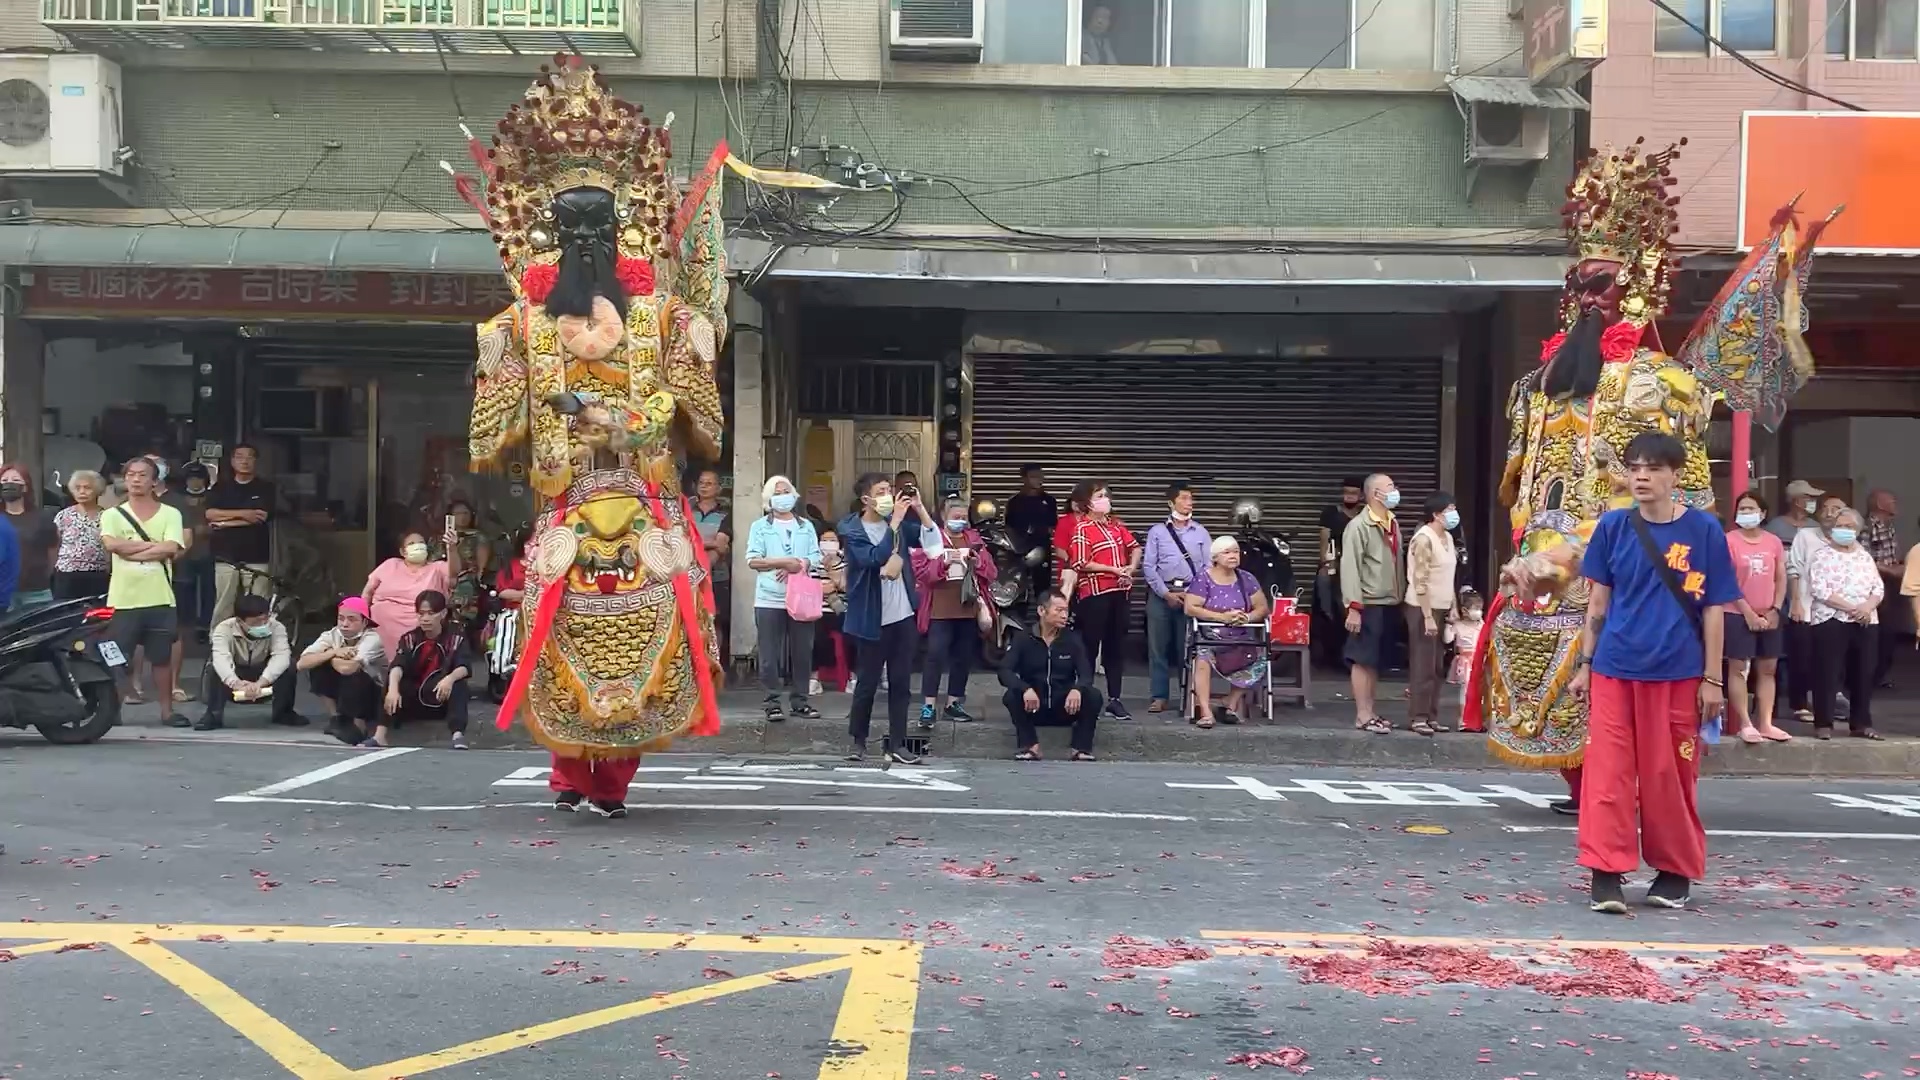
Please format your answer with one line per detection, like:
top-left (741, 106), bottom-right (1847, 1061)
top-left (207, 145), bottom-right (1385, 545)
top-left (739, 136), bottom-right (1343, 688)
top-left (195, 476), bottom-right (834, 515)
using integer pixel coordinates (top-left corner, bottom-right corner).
top-left (199, 593), bottom-right (298, 731)
top-left (1806, 507), bottom-right (1883, 742)
top-left (1065, 479), bottom-right (1141, 719)
top-left (362, 522), bottom-right (460, 667)
top-left (747, 475), bottom-right (823, 722)
top-left (370, 589), bottom-right (472, 750)
top-left (1184, 535), bottom-right (1270, 728)
top-left (1081, 3), bottom-right (1120, 64)
top-left (51, 469), bottom-right (109, 600)
top-left (1002, 589), bottom-right (1100, 761)
top-left (298, 595), bottom-right (387, 746)
top-left (840, 472), bottom-right (941, 764)
top-left (0, 461), bottom-right (58, 611)
top-left (914, 495), bottom-right (997, 727)
top-left (204, 443), bottom-right (277, 628)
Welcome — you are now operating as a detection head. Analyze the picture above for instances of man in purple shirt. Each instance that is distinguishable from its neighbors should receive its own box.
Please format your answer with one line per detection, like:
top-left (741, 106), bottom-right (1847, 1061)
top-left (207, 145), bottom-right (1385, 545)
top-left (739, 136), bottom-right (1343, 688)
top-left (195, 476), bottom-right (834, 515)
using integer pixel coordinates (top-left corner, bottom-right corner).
top-left (1143, 482), bottom-right (1211, 713)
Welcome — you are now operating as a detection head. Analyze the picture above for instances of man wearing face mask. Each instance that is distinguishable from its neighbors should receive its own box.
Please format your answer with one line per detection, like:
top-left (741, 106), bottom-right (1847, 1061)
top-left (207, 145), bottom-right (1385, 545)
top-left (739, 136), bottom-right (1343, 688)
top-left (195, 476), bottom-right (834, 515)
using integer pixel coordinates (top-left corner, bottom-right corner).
top-left (199, 593), bottom-right (298, 731)
top-left (839, 472), bottom-right (941, 764)
top-left (1340, 473), bottom-right (1405, 735)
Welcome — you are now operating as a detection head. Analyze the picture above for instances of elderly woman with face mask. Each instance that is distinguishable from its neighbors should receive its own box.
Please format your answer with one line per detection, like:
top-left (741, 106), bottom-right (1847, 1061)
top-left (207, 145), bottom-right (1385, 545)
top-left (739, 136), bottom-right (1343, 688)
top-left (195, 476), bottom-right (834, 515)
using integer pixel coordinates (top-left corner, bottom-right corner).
top-left (362, 520), bottom-right (460, 666)
top-left (1183, 535), bottom-right (1271, 728)
top-left (746, 475), bottom-right (824, 722)
top-left (1805, 507), bottom-right (1884, 741)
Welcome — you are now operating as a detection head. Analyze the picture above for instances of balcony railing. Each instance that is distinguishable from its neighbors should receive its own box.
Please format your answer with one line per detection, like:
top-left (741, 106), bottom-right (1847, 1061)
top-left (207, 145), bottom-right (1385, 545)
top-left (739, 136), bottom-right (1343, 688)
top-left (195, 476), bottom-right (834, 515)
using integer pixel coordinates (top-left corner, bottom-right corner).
top-left (42, 0), bottom-right (637, 54)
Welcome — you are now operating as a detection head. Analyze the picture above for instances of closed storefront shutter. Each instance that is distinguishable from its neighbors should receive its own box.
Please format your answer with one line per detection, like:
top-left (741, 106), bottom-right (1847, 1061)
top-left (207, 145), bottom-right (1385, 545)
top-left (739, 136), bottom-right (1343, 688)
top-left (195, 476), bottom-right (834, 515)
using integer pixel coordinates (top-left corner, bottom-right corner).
top-left (969, 353), bottom-right (1443, 551)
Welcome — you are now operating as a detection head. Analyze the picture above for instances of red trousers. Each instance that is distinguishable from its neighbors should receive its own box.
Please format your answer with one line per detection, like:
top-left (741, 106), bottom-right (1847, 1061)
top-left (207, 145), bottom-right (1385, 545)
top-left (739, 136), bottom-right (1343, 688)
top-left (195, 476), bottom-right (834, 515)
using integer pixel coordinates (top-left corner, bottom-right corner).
top-left (1576, 673), bottom-right (1707, 881)
top-left (548, 754), bottom-right (640, 803)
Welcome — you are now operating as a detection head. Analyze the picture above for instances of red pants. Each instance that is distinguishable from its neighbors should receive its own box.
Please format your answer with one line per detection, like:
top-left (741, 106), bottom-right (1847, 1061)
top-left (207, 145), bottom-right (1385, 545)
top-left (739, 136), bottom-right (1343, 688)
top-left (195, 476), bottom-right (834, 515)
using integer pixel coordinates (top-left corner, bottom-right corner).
top-left (1576, 673), bottom-right (1706, 881)
top-left (548, 754), bottom-right (640, 803)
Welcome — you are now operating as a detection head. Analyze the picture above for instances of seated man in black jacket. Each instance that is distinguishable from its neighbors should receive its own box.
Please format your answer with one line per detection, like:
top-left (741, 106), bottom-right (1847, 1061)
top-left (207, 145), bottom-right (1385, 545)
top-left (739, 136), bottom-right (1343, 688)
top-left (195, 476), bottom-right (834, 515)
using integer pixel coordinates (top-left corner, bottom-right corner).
top-left (1001, 589), bottom-right (1102, 761)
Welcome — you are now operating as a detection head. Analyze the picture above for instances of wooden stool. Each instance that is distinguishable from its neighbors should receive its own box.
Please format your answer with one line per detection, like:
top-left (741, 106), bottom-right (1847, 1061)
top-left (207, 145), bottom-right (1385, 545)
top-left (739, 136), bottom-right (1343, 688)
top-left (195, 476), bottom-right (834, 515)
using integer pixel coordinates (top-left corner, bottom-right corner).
top-left (1269, 643), bottom-right (1311, 708)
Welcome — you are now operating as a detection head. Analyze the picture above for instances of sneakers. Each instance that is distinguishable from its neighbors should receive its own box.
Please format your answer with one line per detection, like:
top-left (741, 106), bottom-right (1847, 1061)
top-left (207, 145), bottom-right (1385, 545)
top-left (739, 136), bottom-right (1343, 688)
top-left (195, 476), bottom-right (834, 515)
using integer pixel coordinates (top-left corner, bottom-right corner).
top-left (271, 712), bottom-right (311, 727)
top-left (1589, 870), bottom-right (1629, 915)
top-left (809, 678), bottom-right (824, 696)
top-left (166, 713), bottom-right (193, 729)
top-left (763, 697), bottom-right (785, 722)
top-left (887, 746), bottom-right (923, 766)
top-left (553, 790), bottom-right (585, 812)
top-left (191, 715), bottom-right (224, 732)
top-left (1646, 871), bottom-right (1692, 909)
top-left (917, 703), bottom-right (937, 730)
top-left (450, 732), bottom-right (469, 750)
top-left (589, 800), bottom-right (629, 819)
top-left (1549, 799), bottom-right (1580, 816)
top-left (788, 703), bottom-right (821, 719)
top-left (1105, 699), bottom-right (1132, 720)
top-left (326, 719), bottom-right (361, 746)
top-left (846, 741), bottom-right (867, 763)
top-left (944, 702), bottom-right (973, 723)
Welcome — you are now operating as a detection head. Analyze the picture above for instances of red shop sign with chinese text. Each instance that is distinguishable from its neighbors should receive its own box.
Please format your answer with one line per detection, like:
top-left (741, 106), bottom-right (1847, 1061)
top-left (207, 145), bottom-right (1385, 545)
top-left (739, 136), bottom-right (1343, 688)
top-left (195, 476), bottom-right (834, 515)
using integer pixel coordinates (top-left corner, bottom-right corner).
top-left (24, 266), bottom-right (515, 321)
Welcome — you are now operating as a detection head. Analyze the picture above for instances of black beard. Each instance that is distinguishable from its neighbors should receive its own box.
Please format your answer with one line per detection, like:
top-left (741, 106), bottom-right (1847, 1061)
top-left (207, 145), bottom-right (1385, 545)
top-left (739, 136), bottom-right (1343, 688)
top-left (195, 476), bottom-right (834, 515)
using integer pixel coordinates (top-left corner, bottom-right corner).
top-left (1542, 308), bottom-right (1605, 400)
top-left (545, 241), bottom-right (628, 320)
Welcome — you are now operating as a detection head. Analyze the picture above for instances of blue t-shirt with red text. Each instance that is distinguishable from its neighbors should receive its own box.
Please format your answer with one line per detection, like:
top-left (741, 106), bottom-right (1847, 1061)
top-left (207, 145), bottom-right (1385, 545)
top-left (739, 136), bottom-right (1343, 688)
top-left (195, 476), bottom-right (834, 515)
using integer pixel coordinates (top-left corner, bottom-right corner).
top-left (1583, 506), bottom-right (1740, 682)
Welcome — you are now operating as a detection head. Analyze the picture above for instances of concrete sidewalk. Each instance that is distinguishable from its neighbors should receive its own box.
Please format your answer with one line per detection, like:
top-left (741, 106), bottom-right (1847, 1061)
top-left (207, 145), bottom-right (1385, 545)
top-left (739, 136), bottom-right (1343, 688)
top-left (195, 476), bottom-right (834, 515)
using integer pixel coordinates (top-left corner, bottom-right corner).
top-left (100, 661), bottom-right (1920, 777)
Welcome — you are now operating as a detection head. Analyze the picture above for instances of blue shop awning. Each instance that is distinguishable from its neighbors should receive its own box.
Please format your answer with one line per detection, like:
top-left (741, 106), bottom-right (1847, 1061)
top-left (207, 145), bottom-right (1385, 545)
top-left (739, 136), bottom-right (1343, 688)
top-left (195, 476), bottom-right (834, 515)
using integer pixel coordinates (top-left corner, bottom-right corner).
top-left (0, 225), bottom-right (502, 273)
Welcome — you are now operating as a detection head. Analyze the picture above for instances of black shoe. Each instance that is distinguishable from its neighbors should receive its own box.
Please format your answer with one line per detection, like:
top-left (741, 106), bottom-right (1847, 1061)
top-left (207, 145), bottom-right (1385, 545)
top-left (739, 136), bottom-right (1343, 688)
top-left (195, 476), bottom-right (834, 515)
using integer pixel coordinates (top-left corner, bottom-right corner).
top-left (589, 800), bottom-right (628, 819)
top-left (846, 741), bottom-right (866, 762)
top-left (165, 713), bottom-right (193, 728)
top-left (763, 698), bottom-right (784, 722)
top-left (553, 790), bottom-right (585, 812)
top-left (789, 703), bottom-right (821, 719)
top-left (191, 715), bottom-right (224, 732)
top-left (1549, 799), bottom-right (1580, 816)
top-left (1589, 870), bottom-right (1629, 915)
top-left (1105, 699), bottom-right (1132, 720)
top-left (325, 719), bottom-right (360, 745)
top-left (887, 747), bottom-right (922, 766)
top-left (271, 712), bottom-right (310, 727)
top-left (1646, 871), bottom-right (1692, 910)
top-left (1219, 708), bottom-right (1242, 726)
top-left (944, 702), bottom-right (974, 723)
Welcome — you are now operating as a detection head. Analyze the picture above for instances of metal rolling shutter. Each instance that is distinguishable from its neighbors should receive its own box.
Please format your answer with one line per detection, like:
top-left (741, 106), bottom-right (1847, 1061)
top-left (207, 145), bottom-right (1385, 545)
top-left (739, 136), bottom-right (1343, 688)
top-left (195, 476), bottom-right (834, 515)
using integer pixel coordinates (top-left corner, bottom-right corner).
top-left (969, 353), bottom-right (1443, 551)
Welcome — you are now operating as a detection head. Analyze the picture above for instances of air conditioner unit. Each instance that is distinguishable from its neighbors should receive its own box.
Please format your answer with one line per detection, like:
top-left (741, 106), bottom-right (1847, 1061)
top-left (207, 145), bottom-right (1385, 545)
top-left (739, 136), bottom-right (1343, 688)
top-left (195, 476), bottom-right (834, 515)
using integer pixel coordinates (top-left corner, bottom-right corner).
top-left (890, 0), bottom-right (985, 62)
top-left (0, 54), bottom-right (123, 177)
top-left (1466, 101), bottom-right (1551, 164)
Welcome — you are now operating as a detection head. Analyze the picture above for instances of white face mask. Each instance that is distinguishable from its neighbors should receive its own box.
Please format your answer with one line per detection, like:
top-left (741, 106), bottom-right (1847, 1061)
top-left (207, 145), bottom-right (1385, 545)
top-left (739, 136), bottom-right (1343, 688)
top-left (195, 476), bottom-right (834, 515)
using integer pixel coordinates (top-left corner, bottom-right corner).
top-left (1804, 501), bottom-right (1818, 515)
top-left (819, 542), bottom-right (840, 558)
top-left (1735, 511), bottom-right (1764, 530)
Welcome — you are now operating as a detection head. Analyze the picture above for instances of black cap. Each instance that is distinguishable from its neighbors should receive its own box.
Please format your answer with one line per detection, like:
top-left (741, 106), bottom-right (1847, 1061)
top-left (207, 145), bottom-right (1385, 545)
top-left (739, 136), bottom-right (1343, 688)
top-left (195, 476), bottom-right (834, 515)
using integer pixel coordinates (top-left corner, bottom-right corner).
top-left (1341, 476), bottom-right (1366, 490)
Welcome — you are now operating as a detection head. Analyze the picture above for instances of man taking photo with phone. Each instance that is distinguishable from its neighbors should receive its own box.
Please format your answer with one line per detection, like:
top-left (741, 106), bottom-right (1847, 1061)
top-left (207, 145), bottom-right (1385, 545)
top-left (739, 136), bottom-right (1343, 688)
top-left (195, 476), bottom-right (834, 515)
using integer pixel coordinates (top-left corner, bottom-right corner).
top-left (1562, 431), bottom-right (1739, 915)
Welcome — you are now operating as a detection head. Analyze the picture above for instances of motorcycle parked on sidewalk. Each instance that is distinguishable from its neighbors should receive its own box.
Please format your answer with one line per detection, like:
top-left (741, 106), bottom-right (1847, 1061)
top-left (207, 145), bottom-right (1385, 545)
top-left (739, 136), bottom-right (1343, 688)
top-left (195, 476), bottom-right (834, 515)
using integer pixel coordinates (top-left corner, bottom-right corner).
top-left (0, 598), bottom-right (125, 744)
top-left (1231, 498), bottom-right (1299, 603)
top-left (971, 496), bottom-right (1049, 664)
top-left (481, 587), bottom-right (523, 703)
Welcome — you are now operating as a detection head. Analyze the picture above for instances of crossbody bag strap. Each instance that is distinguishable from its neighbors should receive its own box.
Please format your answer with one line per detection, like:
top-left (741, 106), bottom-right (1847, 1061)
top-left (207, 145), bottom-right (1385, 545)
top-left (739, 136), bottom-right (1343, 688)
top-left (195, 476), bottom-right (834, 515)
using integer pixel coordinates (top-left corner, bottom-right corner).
top-left (1160, 521), bottom-right (1202, 581)
top-left (1627, 512), bottom-right (1701, 640)
top-left (115, 505), bottom-right (173, 586)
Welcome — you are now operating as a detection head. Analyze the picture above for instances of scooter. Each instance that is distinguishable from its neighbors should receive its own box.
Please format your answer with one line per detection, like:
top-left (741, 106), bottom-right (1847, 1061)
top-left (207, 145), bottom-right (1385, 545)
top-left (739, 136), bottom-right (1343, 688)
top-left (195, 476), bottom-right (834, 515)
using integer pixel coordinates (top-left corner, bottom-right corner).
top-left (1231, 498), bottom-right (1299, 603)
top-left (971, 496), bottom-right (1048, 664)
top-left (0, 598), bottom-right (125, 744)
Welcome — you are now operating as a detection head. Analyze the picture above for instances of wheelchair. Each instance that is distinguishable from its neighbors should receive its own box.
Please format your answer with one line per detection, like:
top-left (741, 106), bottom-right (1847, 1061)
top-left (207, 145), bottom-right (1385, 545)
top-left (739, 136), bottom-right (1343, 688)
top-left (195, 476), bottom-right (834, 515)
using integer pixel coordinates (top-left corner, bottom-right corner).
top-left (1177, 614), bottom-right (1275, 723)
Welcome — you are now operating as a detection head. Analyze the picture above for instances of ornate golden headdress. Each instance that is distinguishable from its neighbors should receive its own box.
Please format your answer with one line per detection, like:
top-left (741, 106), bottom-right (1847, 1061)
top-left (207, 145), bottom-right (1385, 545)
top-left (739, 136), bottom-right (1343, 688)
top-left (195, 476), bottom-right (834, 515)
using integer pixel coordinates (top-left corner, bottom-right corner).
top-left (1559, 137), bottom-right (1686, 327)
top-left (453, 55), bottom-right (678, 292)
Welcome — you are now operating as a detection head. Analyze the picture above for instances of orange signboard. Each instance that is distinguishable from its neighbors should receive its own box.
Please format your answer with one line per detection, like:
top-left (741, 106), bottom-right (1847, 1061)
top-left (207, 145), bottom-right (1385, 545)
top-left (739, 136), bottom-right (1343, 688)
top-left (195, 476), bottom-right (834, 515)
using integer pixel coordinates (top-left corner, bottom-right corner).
top-left (1739, 111), bottom-right (1920, 253)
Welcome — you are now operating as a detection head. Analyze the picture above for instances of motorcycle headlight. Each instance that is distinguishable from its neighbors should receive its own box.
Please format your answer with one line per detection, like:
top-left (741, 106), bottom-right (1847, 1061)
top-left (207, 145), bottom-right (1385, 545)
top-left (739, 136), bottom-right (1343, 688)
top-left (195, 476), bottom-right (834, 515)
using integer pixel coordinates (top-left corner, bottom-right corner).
top-left (989, 578), bottom-right (1022, 606)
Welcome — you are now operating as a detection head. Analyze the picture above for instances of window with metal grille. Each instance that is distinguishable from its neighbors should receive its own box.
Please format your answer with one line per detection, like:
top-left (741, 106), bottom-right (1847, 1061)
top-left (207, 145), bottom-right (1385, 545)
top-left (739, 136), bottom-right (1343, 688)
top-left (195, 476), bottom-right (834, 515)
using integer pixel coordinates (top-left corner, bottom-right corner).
top-left (798, 361), bottom-right (937, 419)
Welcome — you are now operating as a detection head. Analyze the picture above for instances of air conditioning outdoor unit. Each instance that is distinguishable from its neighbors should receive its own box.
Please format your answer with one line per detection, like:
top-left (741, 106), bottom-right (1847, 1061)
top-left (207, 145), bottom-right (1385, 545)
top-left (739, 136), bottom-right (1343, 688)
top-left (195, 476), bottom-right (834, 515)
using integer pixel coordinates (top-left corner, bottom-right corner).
top-left (1465, 101), bottom-right (1551, 164)
top-left (0, 54), bottom-right (123, 177)
top-left (890, 0), bottom-right (985, 62)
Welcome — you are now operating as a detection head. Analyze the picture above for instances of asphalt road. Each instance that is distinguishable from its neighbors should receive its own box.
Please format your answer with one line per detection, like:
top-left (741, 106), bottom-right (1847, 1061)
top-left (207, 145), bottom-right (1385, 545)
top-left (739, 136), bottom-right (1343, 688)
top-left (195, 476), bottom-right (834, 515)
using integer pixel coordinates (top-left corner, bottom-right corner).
top-left (2, 736), bottom-right (1917, 1080)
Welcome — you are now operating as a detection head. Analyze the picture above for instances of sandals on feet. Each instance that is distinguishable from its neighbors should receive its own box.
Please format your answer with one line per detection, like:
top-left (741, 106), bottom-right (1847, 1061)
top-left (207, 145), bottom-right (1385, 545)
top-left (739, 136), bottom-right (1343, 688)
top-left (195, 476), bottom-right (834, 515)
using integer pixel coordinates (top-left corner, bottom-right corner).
top-left (1358, 716), bottom-right (1391, 735)
top-left (1853, 729), bottom-right (1885, 741)
top-left (1737, 726), bottom-right (1765, 745)
top-left (1195, 714), bottom-right (1217, 729)
top-left (1071, 750), bottom-right (1096, 762)
top-left (1760, 728), bottom-right (1794, 742)
top-left (1013, 748), bottom-right (1041, 761)
top-left (1410, 720), bottom-right (1437, 737)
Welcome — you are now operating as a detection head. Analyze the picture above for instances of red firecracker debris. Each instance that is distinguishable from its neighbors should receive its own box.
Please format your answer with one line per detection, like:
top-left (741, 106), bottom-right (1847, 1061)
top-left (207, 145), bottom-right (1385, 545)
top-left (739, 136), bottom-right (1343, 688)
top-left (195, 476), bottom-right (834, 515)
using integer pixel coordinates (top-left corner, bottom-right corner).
top-left (1225, 1046), bottom-right (1312, 1072)
top-left (941, 861), bottom-right (1002, 879)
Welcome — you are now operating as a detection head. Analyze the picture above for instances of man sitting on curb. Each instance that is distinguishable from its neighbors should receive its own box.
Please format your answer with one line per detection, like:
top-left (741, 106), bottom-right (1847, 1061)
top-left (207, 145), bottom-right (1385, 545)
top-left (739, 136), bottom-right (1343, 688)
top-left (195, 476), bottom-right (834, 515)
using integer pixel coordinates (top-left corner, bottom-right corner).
top-left (1001, 589), bottom-right (1101, 762)
top-left (199, 593), bottom-right (299, 731)
top-left (297, 595), bottom-right (387, 746)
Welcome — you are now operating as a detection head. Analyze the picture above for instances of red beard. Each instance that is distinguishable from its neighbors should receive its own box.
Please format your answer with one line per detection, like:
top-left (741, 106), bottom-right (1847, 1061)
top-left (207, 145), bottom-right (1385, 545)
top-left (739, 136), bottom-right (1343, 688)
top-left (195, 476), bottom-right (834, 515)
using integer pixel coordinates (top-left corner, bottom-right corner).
top-left (1538, 319), bottom-right (1644, 365)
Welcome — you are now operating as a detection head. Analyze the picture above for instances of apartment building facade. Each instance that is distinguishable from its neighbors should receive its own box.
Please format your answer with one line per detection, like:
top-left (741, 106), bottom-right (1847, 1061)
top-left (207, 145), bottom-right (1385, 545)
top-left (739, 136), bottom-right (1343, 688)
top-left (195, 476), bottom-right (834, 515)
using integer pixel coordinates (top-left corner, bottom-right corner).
top-left (1, 0), bottom-right (1587, 639)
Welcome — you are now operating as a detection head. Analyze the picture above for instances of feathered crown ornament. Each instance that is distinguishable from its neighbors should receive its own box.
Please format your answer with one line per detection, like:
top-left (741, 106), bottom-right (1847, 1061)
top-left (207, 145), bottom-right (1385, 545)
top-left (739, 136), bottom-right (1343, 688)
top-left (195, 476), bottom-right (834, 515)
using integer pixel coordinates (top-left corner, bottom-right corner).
top-left (1559, 137), bottom-right (1687, 329)
top-left (443, 54), bottom-right (680, 301)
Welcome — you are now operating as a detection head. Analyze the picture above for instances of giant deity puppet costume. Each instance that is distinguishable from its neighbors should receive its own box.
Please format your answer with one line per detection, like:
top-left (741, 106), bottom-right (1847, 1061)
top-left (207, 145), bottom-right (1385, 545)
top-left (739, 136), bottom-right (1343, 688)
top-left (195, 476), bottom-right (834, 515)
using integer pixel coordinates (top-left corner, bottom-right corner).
top-left (449, 57), bottom-right (731, 815)
top-left (1465, 138), bottom-right (1837, 801)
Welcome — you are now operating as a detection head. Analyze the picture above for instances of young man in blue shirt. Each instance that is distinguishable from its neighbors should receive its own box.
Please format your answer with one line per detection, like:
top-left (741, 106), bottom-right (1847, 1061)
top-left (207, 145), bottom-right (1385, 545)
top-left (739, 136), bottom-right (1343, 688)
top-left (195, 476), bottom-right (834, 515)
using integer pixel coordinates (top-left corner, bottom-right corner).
top-left (1569, 431), bottom-right (1739, 914)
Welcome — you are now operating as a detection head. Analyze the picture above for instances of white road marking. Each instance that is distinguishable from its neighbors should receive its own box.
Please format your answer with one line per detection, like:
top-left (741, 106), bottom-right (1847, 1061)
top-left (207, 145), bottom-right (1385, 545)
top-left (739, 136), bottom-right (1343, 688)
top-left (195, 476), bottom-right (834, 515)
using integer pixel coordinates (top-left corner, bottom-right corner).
top-left (1167, 775), bottom-right (1560, 808)
top-left (492, 764), bottom-right (971, 793)
top-left (1505, 825), bottom-right (1920, 842)
top-left (218, 747), bottom-right (419, 800)
top-left (216, 794), bottom-right (1196, 820)
top-left (1815, 792), bottom-right (1920, 818)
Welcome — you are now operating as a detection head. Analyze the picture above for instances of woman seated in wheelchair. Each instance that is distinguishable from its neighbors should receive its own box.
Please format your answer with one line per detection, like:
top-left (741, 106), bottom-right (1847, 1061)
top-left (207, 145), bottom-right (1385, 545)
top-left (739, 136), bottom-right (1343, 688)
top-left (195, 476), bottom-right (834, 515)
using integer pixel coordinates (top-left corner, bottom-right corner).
top-left (1182, 535), bottom-right (1270, 728)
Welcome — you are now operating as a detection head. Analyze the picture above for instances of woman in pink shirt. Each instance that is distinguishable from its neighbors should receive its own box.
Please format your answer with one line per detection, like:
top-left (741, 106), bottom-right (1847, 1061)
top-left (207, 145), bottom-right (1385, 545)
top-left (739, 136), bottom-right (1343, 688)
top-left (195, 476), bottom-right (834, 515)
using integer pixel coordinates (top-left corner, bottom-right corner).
top-left (363, 522), bottom-right (461, 664)
top-left (1726, 492), bottom-right (1791, 743)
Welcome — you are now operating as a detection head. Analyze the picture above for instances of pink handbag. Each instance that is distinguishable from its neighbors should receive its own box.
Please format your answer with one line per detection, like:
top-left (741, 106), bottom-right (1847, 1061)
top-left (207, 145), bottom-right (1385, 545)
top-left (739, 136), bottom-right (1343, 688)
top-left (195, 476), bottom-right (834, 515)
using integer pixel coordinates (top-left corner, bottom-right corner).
top-left (784, 571), bottom-right (824, 622)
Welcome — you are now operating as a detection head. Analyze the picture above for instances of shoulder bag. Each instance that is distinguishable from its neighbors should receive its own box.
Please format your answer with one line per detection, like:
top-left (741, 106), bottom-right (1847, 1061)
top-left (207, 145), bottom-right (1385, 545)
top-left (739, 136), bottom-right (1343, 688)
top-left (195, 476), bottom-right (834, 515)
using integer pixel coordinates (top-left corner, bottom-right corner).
top-left (1626, 512), bottom-right (1701, 642)
top-left (778, 520), bottom-right (823, 622)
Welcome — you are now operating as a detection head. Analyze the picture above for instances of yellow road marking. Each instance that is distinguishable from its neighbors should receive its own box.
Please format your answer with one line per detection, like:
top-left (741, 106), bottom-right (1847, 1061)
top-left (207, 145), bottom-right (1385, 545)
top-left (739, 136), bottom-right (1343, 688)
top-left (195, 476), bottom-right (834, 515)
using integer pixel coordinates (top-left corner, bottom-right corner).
top-left (117, 939), bottom-right (356, 1080)
top-left (355, 954), bottom-right (860, 1079)
top-left (820, 942), bottom-right (923, 1079)
top-left (0, 939), bottom-right (81, 958)
top-left (8, 922), bottom-right (887, 954)
top-left (1201, 929), bottom-right (1920, 958)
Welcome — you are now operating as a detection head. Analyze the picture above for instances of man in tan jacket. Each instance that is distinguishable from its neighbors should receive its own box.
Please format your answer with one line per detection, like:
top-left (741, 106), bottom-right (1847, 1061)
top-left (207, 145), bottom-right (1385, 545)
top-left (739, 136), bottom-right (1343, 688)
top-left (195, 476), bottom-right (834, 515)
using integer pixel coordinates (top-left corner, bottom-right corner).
top-left (1340, 474), bottom-right (1405, 734)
